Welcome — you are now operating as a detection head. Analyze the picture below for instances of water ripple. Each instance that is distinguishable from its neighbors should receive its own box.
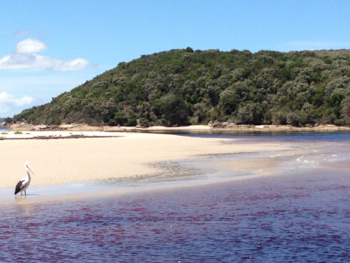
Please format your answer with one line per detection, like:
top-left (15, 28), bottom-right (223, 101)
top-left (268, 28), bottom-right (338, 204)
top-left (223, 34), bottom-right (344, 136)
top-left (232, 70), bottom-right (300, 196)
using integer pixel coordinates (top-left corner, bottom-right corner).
top-left (0, 167), bottom-right (350, 262)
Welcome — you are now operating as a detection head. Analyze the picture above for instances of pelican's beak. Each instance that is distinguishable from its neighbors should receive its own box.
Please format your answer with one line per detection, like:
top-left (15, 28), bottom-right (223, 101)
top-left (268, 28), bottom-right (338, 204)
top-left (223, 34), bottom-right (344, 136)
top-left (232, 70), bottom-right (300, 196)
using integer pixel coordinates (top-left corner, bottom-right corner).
top-left (28, 165), bottom-right (35, 175)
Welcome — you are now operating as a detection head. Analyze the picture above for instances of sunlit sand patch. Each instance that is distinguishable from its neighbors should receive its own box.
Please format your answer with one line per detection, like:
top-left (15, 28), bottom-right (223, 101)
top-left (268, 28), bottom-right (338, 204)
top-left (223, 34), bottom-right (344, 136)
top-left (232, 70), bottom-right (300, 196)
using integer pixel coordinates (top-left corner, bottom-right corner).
top-left (5, 131), bottom-right (344, 206)
top-left (0, 132), bottom-right (291, 189)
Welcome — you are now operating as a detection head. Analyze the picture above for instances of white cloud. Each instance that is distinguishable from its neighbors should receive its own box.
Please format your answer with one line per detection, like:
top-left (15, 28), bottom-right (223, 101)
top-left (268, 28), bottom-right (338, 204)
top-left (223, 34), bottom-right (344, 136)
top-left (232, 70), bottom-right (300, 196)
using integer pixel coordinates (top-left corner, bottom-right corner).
top-left (0, 38), bottom-right (89, 71)
top-left (12, 29), bottom-right (30, 38)
top-left (16, 38), bottom-right (47, 53)
top-left (0, 92), bottom-right (34, 113)
top-left (0, 70), bottom-right (101, 116)
top-left (38, 30), bottom-right (51, 36)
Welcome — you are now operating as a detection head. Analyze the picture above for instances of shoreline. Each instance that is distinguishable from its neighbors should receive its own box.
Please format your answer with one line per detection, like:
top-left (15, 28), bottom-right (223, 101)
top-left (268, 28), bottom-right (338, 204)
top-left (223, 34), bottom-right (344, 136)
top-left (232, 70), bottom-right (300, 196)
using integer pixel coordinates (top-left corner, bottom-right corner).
top-left (0, 132), bottom-right (289, 189)
top-left (0, 130), bottom-right (292, 205)
top-left (4, 123), bottom-right (350, 133)
top-left (0, 171), bottom-right (274, 207)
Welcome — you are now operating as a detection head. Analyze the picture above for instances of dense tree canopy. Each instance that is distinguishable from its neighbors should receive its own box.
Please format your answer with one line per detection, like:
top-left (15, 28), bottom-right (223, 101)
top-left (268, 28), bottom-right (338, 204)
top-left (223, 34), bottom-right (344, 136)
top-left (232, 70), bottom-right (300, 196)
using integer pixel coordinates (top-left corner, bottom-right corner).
top-left (10, 48), bottom-right (350, 127)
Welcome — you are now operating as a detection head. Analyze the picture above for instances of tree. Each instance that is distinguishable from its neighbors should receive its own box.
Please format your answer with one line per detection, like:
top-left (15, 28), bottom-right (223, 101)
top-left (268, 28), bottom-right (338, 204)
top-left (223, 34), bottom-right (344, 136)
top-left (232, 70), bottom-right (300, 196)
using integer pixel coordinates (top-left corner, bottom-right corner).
top-left (342, 96), bottom-right (350, 124)
top-left (237, 102), bottom-right (264, 124)
top-left (157, 93), bottom-right (188, 126)
top-left (219, 88), bottom-right (238, 115)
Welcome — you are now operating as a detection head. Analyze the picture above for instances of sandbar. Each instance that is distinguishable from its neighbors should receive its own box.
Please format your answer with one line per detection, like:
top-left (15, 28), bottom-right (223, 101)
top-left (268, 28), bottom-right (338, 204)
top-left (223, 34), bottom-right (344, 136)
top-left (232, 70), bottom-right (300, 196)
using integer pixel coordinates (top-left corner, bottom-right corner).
top-left (0, 131), bottom-right (288, 191)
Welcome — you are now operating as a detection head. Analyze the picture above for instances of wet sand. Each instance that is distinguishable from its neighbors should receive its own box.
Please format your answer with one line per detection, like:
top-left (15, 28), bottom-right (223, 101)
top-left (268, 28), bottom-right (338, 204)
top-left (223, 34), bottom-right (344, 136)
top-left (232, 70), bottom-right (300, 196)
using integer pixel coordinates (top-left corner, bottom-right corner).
top-left (0, 131), bottom-right (288, 192)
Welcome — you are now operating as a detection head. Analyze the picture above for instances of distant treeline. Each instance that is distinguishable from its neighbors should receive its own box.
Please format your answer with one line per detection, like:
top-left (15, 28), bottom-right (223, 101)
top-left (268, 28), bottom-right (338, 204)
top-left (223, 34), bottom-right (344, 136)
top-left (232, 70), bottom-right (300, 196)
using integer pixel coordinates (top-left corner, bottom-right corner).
top-left (9, 47), bottom-right (350, 127)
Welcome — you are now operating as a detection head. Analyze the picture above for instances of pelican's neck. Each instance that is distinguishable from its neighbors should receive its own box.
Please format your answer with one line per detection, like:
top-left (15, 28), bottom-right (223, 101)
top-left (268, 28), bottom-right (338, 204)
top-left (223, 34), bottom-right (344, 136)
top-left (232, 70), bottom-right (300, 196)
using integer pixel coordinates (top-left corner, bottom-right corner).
top-left (26, 169), bottom-right (31, 181)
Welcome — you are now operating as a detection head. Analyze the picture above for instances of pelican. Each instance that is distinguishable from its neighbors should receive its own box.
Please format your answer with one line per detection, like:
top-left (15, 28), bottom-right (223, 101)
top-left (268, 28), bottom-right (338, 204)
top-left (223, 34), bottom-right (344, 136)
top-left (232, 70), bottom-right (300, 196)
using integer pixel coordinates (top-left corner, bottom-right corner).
top-left (14, 162), bottom-right (35, 196)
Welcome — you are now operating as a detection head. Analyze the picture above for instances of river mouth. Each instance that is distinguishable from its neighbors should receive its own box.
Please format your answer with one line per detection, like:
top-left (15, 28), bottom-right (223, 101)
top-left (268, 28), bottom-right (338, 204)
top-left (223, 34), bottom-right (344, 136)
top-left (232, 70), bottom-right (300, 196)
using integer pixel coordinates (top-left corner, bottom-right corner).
top-left (1, 151), bottom-right (350, 262)
top-left (0, 134), bottom-right (337, 205)
top-left (1, 133), bottom-right (350, 261)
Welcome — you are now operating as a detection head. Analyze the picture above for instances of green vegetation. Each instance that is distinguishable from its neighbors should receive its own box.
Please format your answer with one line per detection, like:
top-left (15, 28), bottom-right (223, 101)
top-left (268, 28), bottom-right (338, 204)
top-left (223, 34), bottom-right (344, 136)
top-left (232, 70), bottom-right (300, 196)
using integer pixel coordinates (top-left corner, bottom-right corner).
top-left (1, 132), bottom-right (8, 135)
top-left (14, 131), bottom-right (23, 134)
top-left (10, 48), bottom-right (350, 127)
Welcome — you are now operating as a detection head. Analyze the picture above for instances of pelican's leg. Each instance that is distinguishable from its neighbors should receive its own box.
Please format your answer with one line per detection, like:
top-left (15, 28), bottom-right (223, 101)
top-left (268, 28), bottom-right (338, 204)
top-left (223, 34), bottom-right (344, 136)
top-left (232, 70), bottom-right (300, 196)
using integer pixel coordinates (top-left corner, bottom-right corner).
top-left (25, 191), bottom-right (26, 196)
top-left (21, 192), bottom-right (23, 196)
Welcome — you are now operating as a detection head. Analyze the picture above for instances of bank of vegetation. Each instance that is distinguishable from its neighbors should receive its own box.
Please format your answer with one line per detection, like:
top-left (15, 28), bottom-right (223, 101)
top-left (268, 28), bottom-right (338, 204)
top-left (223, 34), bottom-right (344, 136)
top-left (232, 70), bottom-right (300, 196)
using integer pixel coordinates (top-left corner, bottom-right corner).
top-left (8, 48), bottom-right (350, 127)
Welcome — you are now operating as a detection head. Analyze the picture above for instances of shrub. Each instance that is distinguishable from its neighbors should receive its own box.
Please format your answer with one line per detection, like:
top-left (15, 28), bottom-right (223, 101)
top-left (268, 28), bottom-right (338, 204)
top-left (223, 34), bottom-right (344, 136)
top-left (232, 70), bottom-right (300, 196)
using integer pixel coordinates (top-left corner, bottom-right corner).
top-left (113, 111), bottom-right (128, 126)
top-left (272, 112), bottom-right (287, 125)
top-left (157, 93), bottom-right (188, 126)
top-left (237, 102), bottom-right (264, 124)
top-left (126, 118), bottom-right (137, 126)
top-left (342, 96), bottom-right (350, 124)
top-left (108, 119), bottom-right (118, 126)
top-left (334, 119), bottom-right (345, 126)
top-left (286, 112), bottom-right (300, 126)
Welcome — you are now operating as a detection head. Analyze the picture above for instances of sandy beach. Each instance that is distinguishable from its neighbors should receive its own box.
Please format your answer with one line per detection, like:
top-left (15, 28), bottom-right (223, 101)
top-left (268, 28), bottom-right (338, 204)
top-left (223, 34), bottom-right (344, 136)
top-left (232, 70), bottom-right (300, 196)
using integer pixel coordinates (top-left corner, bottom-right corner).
top-left (0, 130), bottom-right (288, 191)
top-left (1, 129), bottom-right (349, 261)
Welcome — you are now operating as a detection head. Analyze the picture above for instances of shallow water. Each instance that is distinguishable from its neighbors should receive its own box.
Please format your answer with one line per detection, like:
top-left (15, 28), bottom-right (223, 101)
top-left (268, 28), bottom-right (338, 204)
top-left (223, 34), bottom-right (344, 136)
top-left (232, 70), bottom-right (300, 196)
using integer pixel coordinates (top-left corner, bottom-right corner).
top-left (1, 133), bottom-right (350, 262)
top-left (1, 169), bottom-right (350, 262)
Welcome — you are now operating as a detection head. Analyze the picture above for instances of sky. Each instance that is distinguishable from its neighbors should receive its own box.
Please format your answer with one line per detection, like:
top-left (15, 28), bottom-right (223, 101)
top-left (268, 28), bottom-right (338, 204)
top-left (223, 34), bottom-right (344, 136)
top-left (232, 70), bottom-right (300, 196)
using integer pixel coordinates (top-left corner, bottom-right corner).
top-left (0, 0), bottom-right (350, 117)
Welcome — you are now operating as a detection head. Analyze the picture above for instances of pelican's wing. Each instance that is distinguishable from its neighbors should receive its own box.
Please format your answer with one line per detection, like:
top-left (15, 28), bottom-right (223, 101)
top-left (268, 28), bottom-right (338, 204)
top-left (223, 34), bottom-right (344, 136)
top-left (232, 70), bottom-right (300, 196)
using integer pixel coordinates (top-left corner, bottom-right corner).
top-left (14, 180), bottom-right (25, 195)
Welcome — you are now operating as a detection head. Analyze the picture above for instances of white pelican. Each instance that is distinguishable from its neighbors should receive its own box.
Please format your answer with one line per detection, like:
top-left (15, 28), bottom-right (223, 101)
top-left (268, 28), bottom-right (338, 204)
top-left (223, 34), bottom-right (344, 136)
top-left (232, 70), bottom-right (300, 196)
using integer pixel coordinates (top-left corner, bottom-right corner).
top-left (14, 162), bottom-right (35, 196)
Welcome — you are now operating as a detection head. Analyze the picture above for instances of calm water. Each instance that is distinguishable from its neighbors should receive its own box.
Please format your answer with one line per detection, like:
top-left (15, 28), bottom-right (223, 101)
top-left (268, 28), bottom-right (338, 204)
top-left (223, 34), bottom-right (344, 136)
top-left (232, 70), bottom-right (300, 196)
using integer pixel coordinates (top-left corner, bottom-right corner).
top-left (1, 132), bottom-right (350, 262)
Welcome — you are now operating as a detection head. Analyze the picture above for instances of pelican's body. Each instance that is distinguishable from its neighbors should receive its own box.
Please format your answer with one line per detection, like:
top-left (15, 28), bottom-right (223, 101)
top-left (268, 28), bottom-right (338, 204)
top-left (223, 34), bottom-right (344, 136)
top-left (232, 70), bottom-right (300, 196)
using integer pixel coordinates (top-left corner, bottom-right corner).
top-left (14, 162), bottom-right (34, 196)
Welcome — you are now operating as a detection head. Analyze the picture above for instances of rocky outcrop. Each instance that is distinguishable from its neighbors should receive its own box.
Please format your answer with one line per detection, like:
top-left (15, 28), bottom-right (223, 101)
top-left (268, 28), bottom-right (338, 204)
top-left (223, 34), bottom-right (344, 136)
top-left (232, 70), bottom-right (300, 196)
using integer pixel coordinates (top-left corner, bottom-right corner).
top-left (208, 121), bottom-right (253, 129)
top-left (208, 121), bottom-right (350, 131)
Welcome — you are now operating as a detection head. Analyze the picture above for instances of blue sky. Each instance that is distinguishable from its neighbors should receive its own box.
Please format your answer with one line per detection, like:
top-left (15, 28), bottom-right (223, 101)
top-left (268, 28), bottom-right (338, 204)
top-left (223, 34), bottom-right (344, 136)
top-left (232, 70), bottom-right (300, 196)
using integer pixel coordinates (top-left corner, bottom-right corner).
top-left (0, 0), bottom-right (349, 117)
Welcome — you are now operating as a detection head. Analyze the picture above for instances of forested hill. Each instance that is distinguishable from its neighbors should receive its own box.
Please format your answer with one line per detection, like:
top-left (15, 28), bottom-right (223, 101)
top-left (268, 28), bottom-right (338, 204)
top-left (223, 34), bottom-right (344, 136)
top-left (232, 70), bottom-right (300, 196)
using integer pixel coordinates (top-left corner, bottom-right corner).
top-left (10, 48), bottom-right (350, 127)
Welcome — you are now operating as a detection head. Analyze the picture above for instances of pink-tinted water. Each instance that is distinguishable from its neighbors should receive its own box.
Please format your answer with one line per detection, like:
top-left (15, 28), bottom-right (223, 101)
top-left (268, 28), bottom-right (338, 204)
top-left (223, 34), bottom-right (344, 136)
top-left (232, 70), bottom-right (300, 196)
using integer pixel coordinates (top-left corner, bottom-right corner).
top-left (1, 168), bottom-right (350, 262)
top-left (1, 134), bottom-right (350, 262)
